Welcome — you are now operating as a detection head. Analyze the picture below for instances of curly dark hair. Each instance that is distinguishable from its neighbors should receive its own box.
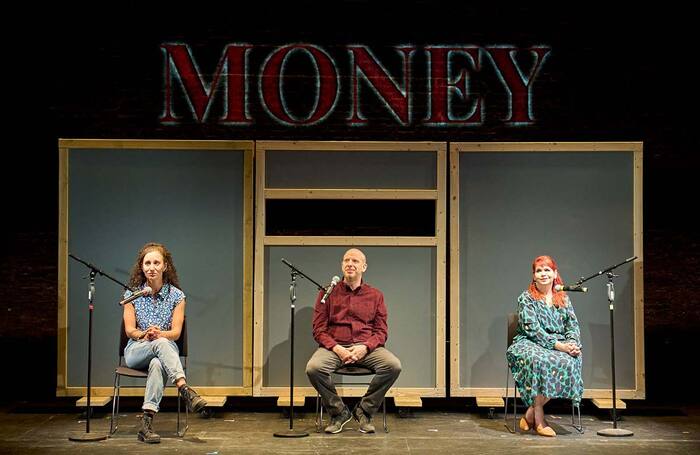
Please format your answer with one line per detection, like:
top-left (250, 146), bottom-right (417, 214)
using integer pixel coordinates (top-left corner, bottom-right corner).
top-left (128, 242), bottom-right (181, 289)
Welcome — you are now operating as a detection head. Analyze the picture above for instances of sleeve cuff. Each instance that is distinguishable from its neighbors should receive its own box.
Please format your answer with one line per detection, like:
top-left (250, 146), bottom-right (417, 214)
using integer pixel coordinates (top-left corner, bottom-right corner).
top-left (545, 337), bottom-right (557, 350)
top-left (321, 338), bottom-right (337, 350)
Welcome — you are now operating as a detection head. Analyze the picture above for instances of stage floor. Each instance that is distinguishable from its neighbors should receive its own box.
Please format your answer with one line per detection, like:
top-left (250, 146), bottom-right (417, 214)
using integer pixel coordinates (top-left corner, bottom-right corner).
top-left (1, 405), bottom-right (698, 454)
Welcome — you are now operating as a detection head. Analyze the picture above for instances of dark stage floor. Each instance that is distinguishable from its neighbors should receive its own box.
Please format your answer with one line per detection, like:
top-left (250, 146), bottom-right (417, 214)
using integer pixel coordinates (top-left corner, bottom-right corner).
top-left (1, 403), bottom-right (698, 454)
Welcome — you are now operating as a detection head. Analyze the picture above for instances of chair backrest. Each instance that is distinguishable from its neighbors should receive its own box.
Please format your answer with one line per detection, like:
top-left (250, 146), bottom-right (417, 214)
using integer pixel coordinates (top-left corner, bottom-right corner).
top-left (118, 317), bottom-right (188, 361)
top-left (507, 313), bottom-right (519, 347)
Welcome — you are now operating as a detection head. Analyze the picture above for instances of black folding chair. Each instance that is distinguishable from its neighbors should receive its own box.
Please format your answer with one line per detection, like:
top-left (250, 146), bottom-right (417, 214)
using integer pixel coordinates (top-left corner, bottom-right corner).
top-left (109, 319), bottom-right (189, 437)
top-left (315, 365), bottom-right (388, 433)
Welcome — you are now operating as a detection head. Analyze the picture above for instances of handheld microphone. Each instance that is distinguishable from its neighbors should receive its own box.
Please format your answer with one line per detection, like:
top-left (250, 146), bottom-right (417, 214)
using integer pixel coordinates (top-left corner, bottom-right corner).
top-left (119, 286), bottom-right (153, 305)
top-left (320, 276), bottom-right (341, 303)
top-left (554, 284), bottom-right (587, 293)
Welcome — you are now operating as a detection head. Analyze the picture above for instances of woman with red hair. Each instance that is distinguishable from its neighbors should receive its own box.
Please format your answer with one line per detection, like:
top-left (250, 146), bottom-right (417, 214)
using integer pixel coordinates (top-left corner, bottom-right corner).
top-left (506, 255), bottom-right (583, 437)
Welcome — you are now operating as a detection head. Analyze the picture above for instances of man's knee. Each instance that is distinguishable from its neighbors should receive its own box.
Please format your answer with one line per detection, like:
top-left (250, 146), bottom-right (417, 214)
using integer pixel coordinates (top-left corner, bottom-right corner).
top-left (388, 357), bottom-right (402, 377)
top-left (305, 358), bottom-right (321, 378)
top-left (306, 350), bottom-right (336, 378)
top-left (377, 354), bottom-right (401, 378)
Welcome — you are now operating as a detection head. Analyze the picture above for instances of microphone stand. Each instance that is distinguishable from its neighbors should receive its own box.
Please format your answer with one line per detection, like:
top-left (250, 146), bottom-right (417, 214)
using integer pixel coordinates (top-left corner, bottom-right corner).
top-left (68, 253), bottom-right (131, 442)
top-left (274, 258), bottom-right (325, 438)
top-left (575, 256), bottom-right (637, 437)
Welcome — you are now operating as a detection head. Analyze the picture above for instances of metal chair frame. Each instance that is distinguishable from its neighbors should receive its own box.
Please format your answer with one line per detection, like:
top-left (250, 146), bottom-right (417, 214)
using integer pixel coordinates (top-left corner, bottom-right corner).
top-left (504, 313), bottom-right (583, 434)
top-left (315, 366), bottom-right (388, 433)
top-left (109, 319), bottom-right (189, 437)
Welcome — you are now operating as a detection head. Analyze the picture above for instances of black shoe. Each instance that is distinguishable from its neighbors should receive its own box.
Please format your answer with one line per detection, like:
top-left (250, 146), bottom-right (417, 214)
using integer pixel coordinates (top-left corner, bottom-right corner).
top-left (137, 412), bottom-right (161, 443)
top-left (324, 407), bottom-right (352, 434)
top-left (353, 405), bottom-right (376, 433)
top-left (179, 385), bottom-right (207, 413)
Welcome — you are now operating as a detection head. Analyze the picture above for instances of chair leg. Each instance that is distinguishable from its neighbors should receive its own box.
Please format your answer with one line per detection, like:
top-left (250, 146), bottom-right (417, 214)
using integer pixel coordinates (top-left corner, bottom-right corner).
top-left (382, 398), bottom-right (388, 433)
top-left (571, 402), bottom-right (583, 433)
top-left (176, 390), bottom-right (189, 437)
top-left (185, 397), bottom-right (189, 436)
top-left (504, 369), bottom-right (517, 433)
top-left (316, 393), bottom-right (323, 432)
top-left (109, 373), bottom-right (120, 435)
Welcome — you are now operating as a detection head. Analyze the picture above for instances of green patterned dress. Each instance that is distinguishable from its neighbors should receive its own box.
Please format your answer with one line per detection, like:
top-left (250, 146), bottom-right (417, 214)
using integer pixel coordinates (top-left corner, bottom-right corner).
top-left (506, 290), bottom-right (584, 406)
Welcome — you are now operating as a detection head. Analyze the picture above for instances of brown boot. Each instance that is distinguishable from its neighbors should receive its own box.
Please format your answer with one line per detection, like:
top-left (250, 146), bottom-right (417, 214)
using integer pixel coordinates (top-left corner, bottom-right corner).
top-left (137, 412), bottom-right (161, 443)
top-left (179, 385), bottom-right (207, 413)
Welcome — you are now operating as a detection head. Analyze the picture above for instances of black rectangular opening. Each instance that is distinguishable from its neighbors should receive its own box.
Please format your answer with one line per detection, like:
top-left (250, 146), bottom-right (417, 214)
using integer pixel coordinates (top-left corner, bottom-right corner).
top-left (265, 199), bottom-right (436, 236)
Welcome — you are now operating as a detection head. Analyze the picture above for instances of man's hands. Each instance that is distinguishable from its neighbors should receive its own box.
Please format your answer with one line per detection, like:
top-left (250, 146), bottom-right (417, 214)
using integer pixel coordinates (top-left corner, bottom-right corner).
top-left (332, 344), bottom-right (369, 364)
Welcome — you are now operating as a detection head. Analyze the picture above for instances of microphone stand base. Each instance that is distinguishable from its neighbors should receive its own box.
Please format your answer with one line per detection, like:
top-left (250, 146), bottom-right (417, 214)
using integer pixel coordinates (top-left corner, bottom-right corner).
top-left (597, 428), bottom-right (634, 437)
top-left (274, 429), bottom-right (309, 438)
top-left (68, 432), bottom-right (108, 442)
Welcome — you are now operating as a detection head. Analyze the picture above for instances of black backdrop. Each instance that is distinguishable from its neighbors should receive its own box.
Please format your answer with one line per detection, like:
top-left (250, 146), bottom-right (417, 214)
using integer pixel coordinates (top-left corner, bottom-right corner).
top-left (1, 2), bottom-right (697, 404)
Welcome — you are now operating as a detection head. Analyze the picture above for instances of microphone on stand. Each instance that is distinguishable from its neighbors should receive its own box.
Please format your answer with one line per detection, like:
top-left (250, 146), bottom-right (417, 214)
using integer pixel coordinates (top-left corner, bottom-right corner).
top-left (320, 276), bottom-right (341, 303)
top-left (554, 284), bottom-right (588, 293)
top-left (119, 286), bottom-right (153, 305)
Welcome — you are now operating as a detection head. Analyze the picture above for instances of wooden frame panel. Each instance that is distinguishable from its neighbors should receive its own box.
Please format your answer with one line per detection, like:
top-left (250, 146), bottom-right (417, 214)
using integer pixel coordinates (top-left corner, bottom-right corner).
top-left (254, 141), bottom-right (446, 400)
top-left (57, 139), bottom-right (254, 397)
top-left (449, 142), bottom-right (644, 399)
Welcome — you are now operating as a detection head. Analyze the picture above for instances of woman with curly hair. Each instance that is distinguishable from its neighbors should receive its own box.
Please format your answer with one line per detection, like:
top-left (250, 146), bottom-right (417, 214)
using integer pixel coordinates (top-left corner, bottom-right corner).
top-left (122, 242), bottom-right (206, 443)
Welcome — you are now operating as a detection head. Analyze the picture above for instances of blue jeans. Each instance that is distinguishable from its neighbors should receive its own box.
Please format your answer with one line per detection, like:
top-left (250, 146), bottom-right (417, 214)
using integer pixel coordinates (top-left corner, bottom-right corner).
top-left (124, 337), bottom-right (186, 412)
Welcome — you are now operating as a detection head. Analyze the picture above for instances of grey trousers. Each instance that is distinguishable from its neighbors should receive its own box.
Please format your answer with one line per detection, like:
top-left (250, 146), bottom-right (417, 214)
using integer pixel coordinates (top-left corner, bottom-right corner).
top-left (305, 345), bottom-right (402, 417)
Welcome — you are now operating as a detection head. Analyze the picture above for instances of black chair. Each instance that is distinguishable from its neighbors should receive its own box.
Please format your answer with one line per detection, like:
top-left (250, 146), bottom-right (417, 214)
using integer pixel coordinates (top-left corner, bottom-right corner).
top-left (504, 313), bottom-right (583, 433)
top-left (315, 365), bottom-right (388, 433)
top-left (109, 319), bottom-right (189, 437)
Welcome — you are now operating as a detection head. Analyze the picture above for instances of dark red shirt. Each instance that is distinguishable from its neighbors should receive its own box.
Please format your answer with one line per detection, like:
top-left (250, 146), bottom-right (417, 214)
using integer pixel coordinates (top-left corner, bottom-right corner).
top-left (312, 280), bottom-right (388, 352)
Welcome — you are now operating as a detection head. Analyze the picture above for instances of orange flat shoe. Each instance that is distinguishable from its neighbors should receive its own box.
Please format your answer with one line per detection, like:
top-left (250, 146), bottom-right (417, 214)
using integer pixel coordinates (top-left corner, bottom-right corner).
top-left (536, 424), bottom-right (556, 437)
top-left (519, 417), bottom-right (531, 432)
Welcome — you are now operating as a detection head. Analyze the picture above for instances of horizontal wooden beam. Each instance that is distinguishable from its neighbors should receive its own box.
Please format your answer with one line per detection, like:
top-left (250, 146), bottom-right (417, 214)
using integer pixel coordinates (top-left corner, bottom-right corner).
top-left (256, 140), bottom-right (445, 152)
top-left (61, 386), bottom-right (252, 397)
top-left (451, 387), bottom-right (643, 400)
top-left (453, 141), bottom-right (643, 153)
top-left (58, 139), bottom-right (252, 150)
top-left (265, 189), bottom-right (438, 199)
top-left (264, 236), bottom-right (438, 246)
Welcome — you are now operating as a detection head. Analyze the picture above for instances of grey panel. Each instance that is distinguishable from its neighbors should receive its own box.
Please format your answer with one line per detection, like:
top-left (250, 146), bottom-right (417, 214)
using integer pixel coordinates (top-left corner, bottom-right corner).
top-left (458, 152), bottom-right (636, 390)
top-left (264, 246), bottom-right (436, 388)
top-left (266, 151), bottom-right (437, 189)
top-left (67, 148), bottom-right (245, 387)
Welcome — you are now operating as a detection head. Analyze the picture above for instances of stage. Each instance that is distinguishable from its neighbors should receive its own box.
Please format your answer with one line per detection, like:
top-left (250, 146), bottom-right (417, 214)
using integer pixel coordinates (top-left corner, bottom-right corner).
top-left (1, 402), bottom-right (698, 454)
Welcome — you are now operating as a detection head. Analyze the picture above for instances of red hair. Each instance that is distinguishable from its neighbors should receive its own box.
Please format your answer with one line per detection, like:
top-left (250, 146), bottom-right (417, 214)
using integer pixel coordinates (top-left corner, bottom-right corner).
top-left (527, 255), bottom-right (568, 308)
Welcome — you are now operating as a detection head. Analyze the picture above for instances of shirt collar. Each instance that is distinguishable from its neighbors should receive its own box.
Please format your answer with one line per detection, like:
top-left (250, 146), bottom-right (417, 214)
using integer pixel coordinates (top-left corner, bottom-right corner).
top-left (143, 282), bottom-right (169, 299)
top-left (341, 279), bottom-right (364, 293)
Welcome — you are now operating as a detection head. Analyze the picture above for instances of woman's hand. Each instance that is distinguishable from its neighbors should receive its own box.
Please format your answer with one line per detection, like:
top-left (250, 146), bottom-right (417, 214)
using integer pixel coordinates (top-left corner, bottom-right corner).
top-left (555, 341), bottom-right (581, 357)
top-left (145, 326), bottom-right (161, 340)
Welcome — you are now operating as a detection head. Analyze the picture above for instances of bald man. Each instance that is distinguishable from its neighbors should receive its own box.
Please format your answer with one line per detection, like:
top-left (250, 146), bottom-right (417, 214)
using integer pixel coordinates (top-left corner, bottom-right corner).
top-left (306, 248), bottom-right (402, 434)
